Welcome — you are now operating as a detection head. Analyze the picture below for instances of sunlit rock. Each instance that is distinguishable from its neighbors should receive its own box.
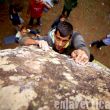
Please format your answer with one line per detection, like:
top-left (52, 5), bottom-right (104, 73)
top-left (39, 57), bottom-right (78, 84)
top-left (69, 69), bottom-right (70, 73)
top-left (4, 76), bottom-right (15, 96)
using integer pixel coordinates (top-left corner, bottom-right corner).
top-left (0, 45), bottom-right (110, 110)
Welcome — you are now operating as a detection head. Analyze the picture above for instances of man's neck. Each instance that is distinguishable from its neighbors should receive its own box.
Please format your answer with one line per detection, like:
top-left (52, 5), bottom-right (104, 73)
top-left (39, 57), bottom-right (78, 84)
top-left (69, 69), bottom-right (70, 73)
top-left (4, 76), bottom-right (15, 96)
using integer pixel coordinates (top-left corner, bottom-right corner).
top-left (53, 45), bottom-right (65, 53)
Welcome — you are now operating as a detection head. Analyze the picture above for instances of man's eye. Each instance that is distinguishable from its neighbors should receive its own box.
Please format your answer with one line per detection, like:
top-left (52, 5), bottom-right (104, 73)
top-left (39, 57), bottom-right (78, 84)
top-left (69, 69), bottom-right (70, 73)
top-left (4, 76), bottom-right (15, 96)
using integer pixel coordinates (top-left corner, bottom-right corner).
top-left (63, 40), bottom-right (68, 42)
top-left (56, 37), bottom-right (60, 40)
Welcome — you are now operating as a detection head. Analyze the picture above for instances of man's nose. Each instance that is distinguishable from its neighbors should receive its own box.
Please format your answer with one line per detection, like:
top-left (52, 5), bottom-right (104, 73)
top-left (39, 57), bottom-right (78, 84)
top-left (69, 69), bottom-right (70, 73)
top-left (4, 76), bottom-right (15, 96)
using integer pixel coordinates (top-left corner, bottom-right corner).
top-left (58, 40), bottom-right (63, 46)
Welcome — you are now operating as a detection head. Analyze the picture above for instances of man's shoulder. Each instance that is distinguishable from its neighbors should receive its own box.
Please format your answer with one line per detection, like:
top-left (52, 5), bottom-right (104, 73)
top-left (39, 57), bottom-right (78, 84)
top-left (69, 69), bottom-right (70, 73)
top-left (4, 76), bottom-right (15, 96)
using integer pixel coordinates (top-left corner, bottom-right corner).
top-left (48, 29), bottom-right (55, 39)
top-left (43, 29), bottom-right (56, 46)
top-left (48, 29), bottom-right (56, 34)
top-left (71, 31), bottom-right (85, 44)
top-left (72, 31), bottom-right (81, 39)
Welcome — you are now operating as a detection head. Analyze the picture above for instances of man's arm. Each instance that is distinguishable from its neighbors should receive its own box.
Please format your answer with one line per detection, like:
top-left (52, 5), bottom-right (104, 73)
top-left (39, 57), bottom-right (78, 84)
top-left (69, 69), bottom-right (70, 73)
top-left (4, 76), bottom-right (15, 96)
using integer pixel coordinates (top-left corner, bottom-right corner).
top-left (19, 36), bottom-right (49, 51)
top-left (71, 33), bottom-right (90, 65)
top-left (73, 34), bottom-right (90, 57)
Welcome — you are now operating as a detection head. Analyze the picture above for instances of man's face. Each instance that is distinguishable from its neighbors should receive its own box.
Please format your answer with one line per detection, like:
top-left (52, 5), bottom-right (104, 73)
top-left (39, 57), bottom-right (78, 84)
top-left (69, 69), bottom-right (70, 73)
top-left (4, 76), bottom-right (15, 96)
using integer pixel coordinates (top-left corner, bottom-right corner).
top-left (54, 31), bottom-right (70, 52)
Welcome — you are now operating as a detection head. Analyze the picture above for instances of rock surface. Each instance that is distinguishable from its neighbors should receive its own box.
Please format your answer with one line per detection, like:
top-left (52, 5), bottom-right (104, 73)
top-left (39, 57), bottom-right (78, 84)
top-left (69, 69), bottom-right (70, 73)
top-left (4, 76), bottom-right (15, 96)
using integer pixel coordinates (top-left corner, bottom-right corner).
top-left (0, 45), bottom-right (110, 110)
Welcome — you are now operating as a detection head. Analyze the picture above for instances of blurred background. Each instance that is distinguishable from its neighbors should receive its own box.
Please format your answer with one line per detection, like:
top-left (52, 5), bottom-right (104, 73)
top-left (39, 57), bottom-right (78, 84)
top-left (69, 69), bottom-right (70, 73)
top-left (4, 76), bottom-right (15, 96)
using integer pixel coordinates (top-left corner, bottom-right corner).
top-left (0, 0), bottom-right (110, 68)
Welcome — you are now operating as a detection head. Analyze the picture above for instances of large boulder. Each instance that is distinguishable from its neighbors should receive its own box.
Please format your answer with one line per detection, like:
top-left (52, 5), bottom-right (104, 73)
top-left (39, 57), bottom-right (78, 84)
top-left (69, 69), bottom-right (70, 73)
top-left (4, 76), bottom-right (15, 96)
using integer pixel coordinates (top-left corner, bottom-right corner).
top-left (0, 45), bottom-right (110, 110)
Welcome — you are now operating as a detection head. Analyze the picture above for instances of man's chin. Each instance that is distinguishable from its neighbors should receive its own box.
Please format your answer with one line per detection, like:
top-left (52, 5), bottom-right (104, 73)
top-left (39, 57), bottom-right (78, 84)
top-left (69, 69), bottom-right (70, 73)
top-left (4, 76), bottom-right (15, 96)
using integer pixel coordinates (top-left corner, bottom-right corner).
top-left (56, 46), bottom-right (61, 50)
top-left (55, 46), bottom-right (64, 52)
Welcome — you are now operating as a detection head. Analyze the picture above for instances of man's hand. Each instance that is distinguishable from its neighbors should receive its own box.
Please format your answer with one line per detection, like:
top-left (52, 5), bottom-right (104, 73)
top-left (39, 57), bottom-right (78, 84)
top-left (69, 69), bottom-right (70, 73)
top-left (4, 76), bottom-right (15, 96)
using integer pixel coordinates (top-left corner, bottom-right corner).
top-left (71, 49), bottom-right (89, 65)
top-left (38, 40), bottom-right (49, 51)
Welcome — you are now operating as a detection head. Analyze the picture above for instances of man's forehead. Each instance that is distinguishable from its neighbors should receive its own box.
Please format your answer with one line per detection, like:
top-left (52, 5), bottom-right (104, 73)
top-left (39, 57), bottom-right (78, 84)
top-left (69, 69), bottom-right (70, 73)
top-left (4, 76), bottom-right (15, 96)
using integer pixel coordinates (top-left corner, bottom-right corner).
top-left (55, 31), bottom-right (70, 40)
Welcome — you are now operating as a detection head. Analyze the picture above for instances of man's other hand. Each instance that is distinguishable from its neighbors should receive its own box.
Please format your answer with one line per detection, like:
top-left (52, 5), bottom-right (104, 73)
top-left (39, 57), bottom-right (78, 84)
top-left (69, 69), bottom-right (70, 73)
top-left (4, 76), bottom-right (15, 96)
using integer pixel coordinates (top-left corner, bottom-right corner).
top-left (38, 40), bottom-right (49, 51)
top-left (71, 49), bottom-right (89, 65)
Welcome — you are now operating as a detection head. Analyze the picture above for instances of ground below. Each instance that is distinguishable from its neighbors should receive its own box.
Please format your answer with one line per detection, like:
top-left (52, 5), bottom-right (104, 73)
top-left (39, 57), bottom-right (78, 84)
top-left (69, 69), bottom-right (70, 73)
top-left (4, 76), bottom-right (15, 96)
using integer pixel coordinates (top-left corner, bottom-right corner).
top-left (0, 0), bottom-right (110, 68)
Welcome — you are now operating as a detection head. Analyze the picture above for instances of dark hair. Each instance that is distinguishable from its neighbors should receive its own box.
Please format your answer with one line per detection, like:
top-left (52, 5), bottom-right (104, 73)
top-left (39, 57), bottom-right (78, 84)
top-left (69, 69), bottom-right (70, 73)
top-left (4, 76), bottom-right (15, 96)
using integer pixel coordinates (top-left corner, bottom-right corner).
top-left (55, 21), bottom-right (73, 38)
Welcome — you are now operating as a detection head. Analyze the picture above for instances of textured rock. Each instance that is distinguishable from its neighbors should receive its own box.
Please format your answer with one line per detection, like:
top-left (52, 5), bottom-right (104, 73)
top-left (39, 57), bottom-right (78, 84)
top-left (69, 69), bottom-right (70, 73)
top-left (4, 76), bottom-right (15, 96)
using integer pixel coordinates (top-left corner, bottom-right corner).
top-left (0, 45), bottom-right (110, 110)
